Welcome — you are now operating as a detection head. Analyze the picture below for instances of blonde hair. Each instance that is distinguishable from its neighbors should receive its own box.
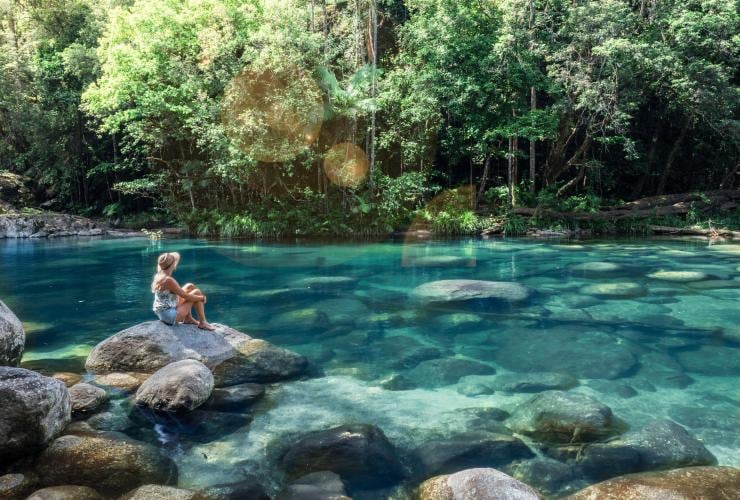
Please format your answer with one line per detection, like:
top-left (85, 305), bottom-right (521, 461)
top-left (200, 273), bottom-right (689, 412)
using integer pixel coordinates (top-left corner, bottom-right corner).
top-left (151, 252), bottom-right (180, 292)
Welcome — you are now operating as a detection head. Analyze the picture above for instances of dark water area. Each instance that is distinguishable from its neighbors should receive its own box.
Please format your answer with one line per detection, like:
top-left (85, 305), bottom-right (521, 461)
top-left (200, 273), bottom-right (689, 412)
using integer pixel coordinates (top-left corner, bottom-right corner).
top-left (1, 236), bottom-right (739, 496)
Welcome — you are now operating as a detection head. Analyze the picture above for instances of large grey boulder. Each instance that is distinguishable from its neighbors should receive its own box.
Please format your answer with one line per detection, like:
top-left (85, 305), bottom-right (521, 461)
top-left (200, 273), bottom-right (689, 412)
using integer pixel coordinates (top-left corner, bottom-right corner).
top-left (33, 432), bottom-right (177, 496)
top-left (68, 383), bottom-right (107, 415)
top-left (0, 367), bottom-right (71, 460)
top-left (417, 468), bottom-right (541, 500)
top-left (411, 280), bottom-right (532, 304)
top-left (0, 299), bottom-right (25, 366)
top-left (135, 359), bottom-right (214, 413)
top-left (85, 321), bottom-right (308, 386)
top-left (566, 466), bottom-right (740, 500)
top-left (508, 391), bottom-right (615, 443)
top-left (282, 424), bottom-right (404, 490)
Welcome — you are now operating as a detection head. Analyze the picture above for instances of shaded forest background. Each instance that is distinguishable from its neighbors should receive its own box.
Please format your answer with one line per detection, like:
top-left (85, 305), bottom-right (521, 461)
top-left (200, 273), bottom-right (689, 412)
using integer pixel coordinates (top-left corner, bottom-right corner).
top-left (1, 0), bottom-right (738, 236)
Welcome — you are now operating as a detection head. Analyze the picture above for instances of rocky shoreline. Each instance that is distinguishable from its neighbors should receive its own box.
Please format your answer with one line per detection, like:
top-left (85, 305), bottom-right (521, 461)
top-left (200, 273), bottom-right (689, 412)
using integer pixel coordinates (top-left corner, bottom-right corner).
top-left (2, 297), bottom-right (739, 499)
top-left (0, 212), bottom-right (151, 239)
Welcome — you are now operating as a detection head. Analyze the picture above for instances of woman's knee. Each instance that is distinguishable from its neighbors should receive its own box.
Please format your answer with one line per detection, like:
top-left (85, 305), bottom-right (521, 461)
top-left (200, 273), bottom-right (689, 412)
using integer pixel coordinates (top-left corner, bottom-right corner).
top-left (183, 283), bottom-right (196, 292)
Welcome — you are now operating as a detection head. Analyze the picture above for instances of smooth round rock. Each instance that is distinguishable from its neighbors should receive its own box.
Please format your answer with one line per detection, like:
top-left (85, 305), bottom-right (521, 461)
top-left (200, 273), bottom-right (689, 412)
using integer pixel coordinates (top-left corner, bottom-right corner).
top-left (204, 382), bottom-right (265, 412)
top-left (647, 270), bottom-right (708, 282)
top-left (572, 262), bottom-right (621, 272)
top-left (411, 280), bottom-right (532, 303)
top-left (0, 367), bottom-right (71, 460)
top-left (26, 485), bottom-right (104, 500)
top-left (282, 424), bottom-right (404, 489)
top-left (85, 321), bottom-right (307, 386)
top-left (676, 345), bottom-right (738, 376)
top-left (581, 282), bottom-right (647, 298)
top-left (0, 299), bottom-right (25, 366)
top-left (135, 359), bottom-right (214, 413)
top-left (93, 372), bottom-right (147, 392)
top-left (51, 372), bottom-right (82, 387)
top-left (508, 391), bottom-right (615, 443)
top-left (68, 383), bottom-right (107, 415)
top-left (489, 372), bottom-right (578, 393)
top-left (120, 485), bottom-right (199, 500)
top-left (417, 467), bottom-right (541, 500)
top-left (276, 471), bottom-right (350, 500)
top-left (197, 478), bottom-right (270, 500)
top-left (566, 466), bottom-right (740, 500)
top-left (0, 472), bottom-right (38, 499)
top-left (33, 433), bottom-right (177, 495)
top-left (406, 358), bottom-right (495, 388)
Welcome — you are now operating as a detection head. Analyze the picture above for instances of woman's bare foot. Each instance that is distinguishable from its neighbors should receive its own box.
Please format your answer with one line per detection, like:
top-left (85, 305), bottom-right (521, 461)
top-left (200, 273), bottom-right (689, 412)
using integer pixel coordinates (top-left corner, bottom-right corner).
top-left (198, 321), bottom-right (216, 331)
top-left (184, 315), bottom-right (198, 325)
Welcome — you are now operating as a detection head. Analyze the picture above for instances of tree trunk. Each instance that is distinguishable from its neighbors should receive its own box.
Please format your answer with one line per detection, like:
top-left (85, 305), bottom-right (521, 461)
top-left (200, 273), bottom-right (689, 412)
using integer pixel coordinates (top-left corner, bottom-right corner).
top-left (477, 156), bottom-right (492, 205)
top-left (657, 118), bottom-right (689, 196)
top-left (368, 0), bottom-right (378, 187)
top-left (529, 87), bottom-right (536, 194)
top-left (507, 136), bottom-right (514, 207)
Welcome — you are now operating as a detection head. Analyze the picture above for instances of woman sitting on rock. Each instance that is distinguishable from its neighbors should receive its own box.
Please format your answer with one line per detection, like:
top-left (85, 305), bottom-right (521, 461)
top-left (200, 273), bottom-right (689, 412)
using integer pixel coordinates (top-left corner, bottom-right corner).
top-left (151, 252), bottom-right (215, 330)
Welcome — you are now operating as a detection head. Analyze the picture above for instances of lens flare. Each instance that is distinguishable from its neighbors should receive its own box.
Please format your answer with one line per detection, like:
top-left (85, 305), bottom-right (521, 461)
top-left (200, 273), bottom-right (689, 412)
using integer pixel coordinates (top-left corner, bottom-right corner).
top-left (323, 143), bottom-right (369, 188)
top-left (221, 67), bottom-right (323, 163)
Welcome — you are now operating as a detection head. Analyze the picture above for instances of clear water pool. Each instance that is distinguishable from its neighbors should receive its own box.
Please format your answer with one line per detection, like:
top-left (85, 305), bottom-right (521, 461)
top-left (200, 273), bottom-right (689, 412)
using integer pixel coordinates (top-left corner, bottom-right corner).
top-left (2, 236), bottom-right (738, 496)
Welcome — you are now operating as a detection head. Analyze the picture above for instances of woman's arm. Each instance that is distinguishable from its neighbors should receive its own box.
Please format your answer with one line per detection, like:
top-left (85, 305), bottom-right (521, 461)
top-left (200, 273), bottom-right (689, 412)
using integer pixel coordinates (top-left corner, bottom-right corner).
top-left (163, 277), bottom-right (204, 302)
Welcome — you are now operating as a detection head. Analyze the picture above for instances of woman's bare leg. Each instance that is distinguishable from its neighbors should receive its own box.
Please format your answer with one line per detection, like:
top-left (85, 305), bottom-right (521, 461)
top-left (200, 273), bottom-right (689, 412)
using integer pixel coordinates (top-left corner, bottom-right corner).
top-left (181, 283), bottom-right (214, 330)
top-left (180, 284), bottom-right (199, 324)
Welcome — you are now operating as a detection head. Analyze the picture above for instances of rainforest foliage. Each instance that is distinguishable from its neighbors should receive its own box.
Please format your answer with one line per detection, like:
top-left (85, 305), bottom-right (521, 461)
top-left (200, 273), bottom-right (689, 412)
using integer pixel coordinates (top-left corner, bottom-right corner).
top-left (0, 0), bottom-right (738, 235)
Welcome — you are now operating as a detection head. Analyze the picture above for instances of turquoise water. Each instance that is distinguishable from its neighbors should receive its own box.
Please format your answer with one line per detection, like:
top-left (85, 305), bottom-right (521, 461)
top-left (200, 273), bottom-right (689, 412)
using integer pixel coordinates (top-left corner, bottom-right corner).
top-left (2, 236), bottom-right (739, 495)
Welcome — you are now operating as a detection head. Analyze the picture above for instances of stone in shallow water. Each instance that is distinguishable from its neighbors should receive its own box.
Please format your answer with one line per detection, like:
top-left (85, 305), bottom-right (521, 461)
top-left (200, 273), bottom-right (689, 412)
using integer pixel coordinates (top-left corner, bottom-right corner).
top-left (0, 367), bottom-right (71, 460)
top-left (491, 329), bottom-right (636, 379)
top-left (489, 372), bottom-right (578, 393)
top-left (508, 391), bottom-right (615, 443)
top-left (407, 255), bottom-right (470, 267)
top-left (203, 382), bottom-right (265, 412)
top-left (276, 471), bottom-right (350, 500)
top-left (119, 485), bottom-right (199, 500)
top-left (456, 375), bottom-right (495, 396)
top-left (0, 473), bottom-right (39, 499)
top-left (292, 276), bottom-right (358, 292)
top-left (268, 308), bottom-right (330, 334)
top-left (585, 380), bottom-right (637, 398)
top-left (417, 467), bottom-right (540, 500)
top-left (506, 458), bottom-right (583, 497)
top-left (581, 282), bottom-right (647, 298)
top-left (26, 485), bottom-right (104, 500)
top-left (688, 279), bottom-right (740, 290)
top-left (636, 351), bottom-right (694, 388)
top-left (135, 359), bottom-right (214, 413)
top-left (410, 280), bottom-right (532, 304)
top-left (565, 466), bottom-right (740, 500)
top-left (572, 262), bottom-right (621, 273)
top-left (647, 270), bottom-right (708, 282)
top-left (198, 478), bottom-right (270, 500)
top-left (281, 424), bottom-right (404, 490)
top-left (93, 372), bottom-right (147, 392)
top-left (51, 372), bottom-right (82, 387)
top-left (33, 432), bottom-right (177, 496)
top-left (434, 313), bottom-right (484, 332)
top-left (676, 345), bottom-right (738, 376)
top-left (0, 299), bottom-right (25, 366)
top-left (314, 298), bottom-right (369, 326)
top-left (415, 432), bottom-right (534, 476)
top-left (380, 374), bottom-right (417, 391)
top-left (68, 382), bottom-right (108, 415)
top-left (406, 358), bottom-right (495, 388)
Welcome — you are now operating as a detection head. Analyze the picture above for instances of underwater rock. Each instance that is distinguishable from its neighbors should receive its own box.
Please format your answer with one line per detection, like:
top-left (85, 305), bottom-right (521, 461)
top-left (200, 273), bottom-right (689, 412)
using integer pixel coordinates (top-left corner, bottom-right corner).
top-left (26, 485), bottom-right (104, 500)
top-left (636, 351), bottom-right (694, 388)
top-left (119, 485), bottom-right (199, 500)
top-left (676, 345), bottom-right (738, 376)
top-left (0, 472), bottom-right (39, 499)
top-left (380, 374), bottom-right (417, 391)
top-left (135, 359), bottom-right (214, 413)
top-left (293, 276), bottom-right (358, 292)
top-left (411, 280), bottom-right (532, 304)
top-left (489, 372), bottom-right (579, 393)
top-left (268, 308), bottom-right (330, 334)
top-left (50, 372), bottom-right (82, 387)
top-left (406, 255), bottom-right (470, 267)
top-left (571, 262), bottom-right (621, 273)
top-left (406, 358), bottom-right (495, 388)
top-left (85, 321), bottom-right (308, 386)
top-left (203, 382), bottom-right (265, 412)
top-left (33, 432), bottom-right (177, 495)
top-left (508, 391), bottom-right (615, 443)
top-left (416, 467), bottom-right (541, 500)
top-left (647, 270), bottom-right (708, 282)
top-left (433, 313), bottom-right (483, 333)
top-left (0, 367), bottom-right (71, 460)
top-left (93, 372), bottom-right (147, 392)
top-left (198, 478), bottom-right (270, 500)
top-left (85, 410), bottom-right (135, 433)
top-left (314, 298), bottom-right (370, 326)
top-left (276, 471), bottom-right (351, 500)
top-left (585, 380), bottom-right (637, 398)
top-left (491, 329), bottom-right (636, 379)
top-left (506, 458), bottom-right (583, 497)
top-left (565, 466), bottom-right (740, 500)
top-left (581, 282), bottom-right (647, 298)
top-left (282, 424), bottom-right (404, 490)
top-left (456, 375), bottom-right (495, 396)
top-left (0, 299), bottom-right (25, 366)
top-left (390, 346), bottom-right (443, 370)
top-left (415, 433), bottom-right (534, 476)
top-left (68, 383), bottom-right (107, 415)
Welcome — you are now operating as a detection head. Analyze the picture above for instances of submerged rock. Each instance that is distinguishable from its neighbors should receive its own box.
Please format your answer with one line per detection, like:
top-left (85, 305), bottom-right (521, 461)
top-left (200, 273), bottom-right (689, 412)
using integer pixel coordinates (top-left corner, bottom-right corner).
top-left (0, 367), bottom-right (71, 460)
top-left (276, 471), bottom-right (350, 500)
top-left (676, 345), bottom-right (738, 376)
top-left (581, 282), bottom-right (647, 298)
top-left (566, 466), bottom-right (740, 499)
top-left (647, 270), bottom-right (708, 282)
top-left (417, 467), bottom-right (541, 500)
top-left (506, 458), bottom-right (582, 497)
top-left (51, 372), bottom-right (82, 387)
top-left (135, 359), bottom-right (214, 413)
top-left (415, 433), bottom-right (534, 476)
top-left (410, 280), bottom-right (532, 304)
top-left (0, 299), bottom-right (25, 366)
top-left (406, 358), bottom-right (495, 388)
top-left (491, 329), bottom-right (636, 379)
top-left (268, 308), bottom-right (330, 334)
top-left (0, 472), bottom-right (39, 499)
top-left (572, 262), bottom-right (621, 273)
top-left (508, 391), bottom-right (615, 443)
top-left (85, 321), bottom-right (307, 386)
top-left (197, 478), bottom-right (270, 500)
top-left (26, 485), bottom-right (104, 500)
top-left (489, 372), bottom-right (578, 393)
top-left (203, 382), bottom-right (265, 412)
top-left (68, 383), bottom-right (107, 415)
top-left (33, 432), bottom-right (177, 495)
top-left (120, 485), bottom-right (199, 500)
top-left (282, 424), bottom-right (404, 490)
top-left (93, 372), bottom-right (147, 392)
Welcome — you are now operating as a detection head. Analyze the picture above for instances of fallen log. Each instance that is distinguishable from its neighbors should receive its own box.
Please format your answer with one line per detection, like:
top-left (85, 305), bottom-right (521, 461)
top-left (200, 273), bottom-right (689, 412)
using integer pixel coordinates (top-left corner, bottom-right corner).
top-left (648, 225), bottom-right (740, 239)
